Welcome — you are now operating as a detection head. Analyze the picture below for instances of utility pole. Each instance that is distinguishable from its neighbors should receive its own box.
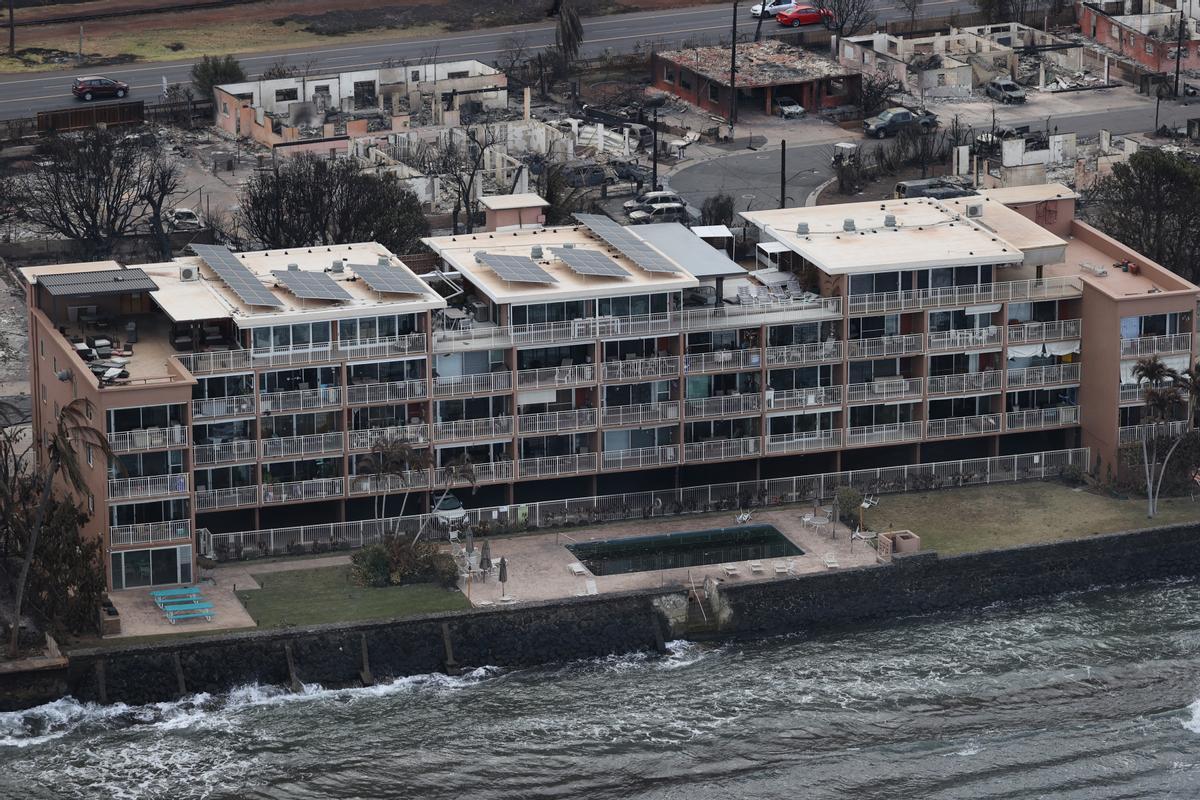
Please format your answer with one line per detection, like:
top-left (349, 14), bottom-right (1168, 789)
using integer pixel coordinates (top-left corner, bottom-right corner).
top-left (779, 140), bottom-right (786, 209)
top-left (8, 0), bottom-right (14, 57)
top-left (651, 105), bottom-right (660, 190)
top-left (1175, 10), bottom-right (1185, 98)
top-left (728, 0), bottom-right (739, 136)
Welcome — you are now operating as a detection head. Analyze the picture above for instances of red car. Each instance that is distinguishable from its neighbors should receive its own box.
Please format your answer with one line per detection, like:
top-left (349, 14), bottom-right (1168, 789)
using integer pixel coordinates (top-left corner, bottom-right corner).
top-left (72, 76), bottom-right (130, 102)
top-left (776, 5), bottom-right (834, 26)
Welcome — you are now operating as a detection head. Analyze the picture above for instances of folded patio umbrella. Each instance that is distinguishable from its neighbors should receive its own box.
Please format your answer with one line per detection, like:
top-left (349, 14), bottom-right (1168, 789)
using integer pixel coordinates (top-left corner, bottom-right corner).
top-left (498, 557), bottom-right (508, 585)
top-left (479, 540), bottom-right (493, 572)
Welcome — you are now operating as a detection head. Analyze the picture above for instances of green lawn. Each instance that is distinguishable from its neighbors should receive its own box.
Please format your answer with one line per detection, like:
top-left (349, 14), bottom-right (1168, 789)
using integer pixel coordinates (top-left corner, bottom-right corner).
top-left (236, 565), bottom-right (469, 628)
top-left (868, 482), bottom-right (1200, 556)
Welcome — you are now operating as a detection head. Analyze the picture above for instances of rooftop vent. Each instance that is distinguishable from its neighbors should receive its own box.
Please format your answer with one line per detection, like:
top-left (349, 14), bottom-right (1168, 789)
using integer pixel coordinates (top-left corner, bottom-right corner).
top-left (377, 256), bottom-right (390, 267)
top-left (796, 222), bottom-right (809, 235)
top-left (843, 218), bottom-right (856, 232)
top-left (531, 245), bottom-right (544, 259)
top-left (287, 263), bottom-right (300, 272)
top-left (563, 242), bottom-right (575, 249)
top-left (883, 214), bottom-right (897, 228)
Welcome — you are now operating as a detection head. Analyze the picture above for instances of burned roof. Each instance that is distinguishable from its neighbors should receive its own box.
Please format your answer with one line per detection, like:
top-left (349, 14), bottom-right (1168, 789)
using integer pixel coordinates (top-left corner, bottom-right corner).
top-left (36, 268), bottom-right (158, 297)
top-left (657, 40), bottom-right (859, 89)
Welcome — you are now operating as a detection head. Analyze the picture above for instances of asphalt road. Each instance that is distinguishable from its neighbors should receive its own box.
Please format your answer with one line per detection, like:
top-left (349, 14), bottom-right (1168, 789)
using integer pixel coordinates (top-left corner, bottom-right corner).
top-left (0, 0), bottom-right (974, 118)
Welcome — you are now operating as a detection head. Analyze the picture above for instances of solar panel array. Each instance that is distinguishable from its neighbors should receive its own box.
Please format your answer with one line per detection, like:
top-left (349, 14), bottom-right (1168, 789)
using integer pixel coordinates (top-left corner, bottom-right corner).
top-left (553, 247), bottom-right (631, 279)
top-left (348, 262), bottom-right (428, 296)
top-left (271, 269), bottom-right (353, 302)
top-left (191, 244), bottom-right (283, 308)
top-left (573, 213), bottom-right (680, 274)
top-left (476, 252), bottom-right (558, 284)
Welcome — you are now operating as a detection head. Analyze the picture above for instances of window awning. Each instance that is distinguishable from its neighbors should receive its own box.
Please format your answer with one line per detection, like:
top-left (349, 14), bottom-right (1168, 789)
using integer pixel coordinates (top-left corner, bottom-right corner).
top-left (966, 303), bottom-right (1002, 316)
top-left (1008, 344), bottom-right (1044, 359)
top-left (1045, 339), bottom-right (1081, 356)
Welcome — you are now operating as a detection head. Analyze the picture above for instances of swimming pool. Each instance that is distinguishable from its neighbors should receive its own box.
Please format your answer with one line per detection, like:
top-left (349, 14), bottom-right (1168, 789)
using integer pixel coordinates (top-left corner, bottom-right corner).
top-left (566, 524), bottom-right (803, 576)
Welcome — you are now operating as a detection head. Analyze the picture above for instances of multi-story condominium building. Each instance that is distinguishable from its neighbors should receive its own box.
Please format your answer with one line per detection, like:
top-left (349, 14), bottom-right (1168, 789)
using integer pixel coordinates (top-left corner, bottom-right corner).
top-left (22, 184), bottom-right (1197, 591)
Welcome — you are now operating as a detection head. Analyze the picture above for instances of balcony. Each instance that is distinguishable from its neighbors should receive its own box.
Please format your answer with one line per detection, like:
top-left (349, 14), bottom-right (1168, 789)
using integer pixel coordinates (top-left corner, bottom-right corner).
top-left (602, 356), bottom-right (680, 381)
top-left (346, 379), bottom-right (428, 405)
top-left (432, 416), bottom-right (515, 442)
top-left (107, 425), bottom-right (188, 454)
top-left (1005, 405), bottom-right (1080, 432)
top-left (766, 385), bottom-right (842, 411)
top-left (765, 340), bottom-right (843, 367)
top-left (517, 452), bottom-right (598, 479)
top-left (109, 519), bottom-right (192, 547)
top-left (195, 486), bottom-right (259, 511)
top-left (516, 363), bottom-right (596, 389)
top-left (518, 408), bottom-right (598, 434)
top-left (1120, 333), bottom-right (1192, 358)
top-left (432, 371), bottom-right (513, 398)
top-left (193, 439), bottom-right (258, 466)
top-left (600, 402), bottom-right (680, 427)
top-left (846, 377), bottom-right (923, 405)
top-left (927, 371), bottom-right (1003, 396)
top-left (261, 431), bottom-right (346, 460)
top-left (602, 445), bottom-right (678, 470)
top-left (845, 421), bottom-right (924, 447)
top-left (765, 429), bottom-right (842, 454)
top-left (926, 413), bottom-right (1002, 439)
top-left (683, 348), bottom-right (762, 374)
top-left (108, 473), bottom-right (190, 501)
top-left (1118, 384), bottom-right (1144, 404)
top-left (1119, 420), bottom-right (1188, 444)
top-left (1006, 363), bottom-right (1081, 390)
top-left (191, 395), bottom-right (256, 420)
top-left (847, 276), bottom-right (1082, 315)
top-left (336, 332), bottom-right (427, 359)
top-left (260, 477), bottom-right (344, 504)
top-left (174, 349), bottom-right (254, 376)
top-left (259, 387), bottom-right (342, 413)
top-left (684, 436), bottom-right (761, 463)
top-left (684, 393), bottom-right (763, 418)
top-left (1007, 319), bottom-right (1082, 344)
top-left (434, 460), bottom-right (514, 486)
top-left (926, 326), bottom-right (1003, 353)
top-left (348, 470), bottom-right (431, 495)
top-left (846, 333), bottom-right (925, 360)
top-left (348, 424), bottom-right (430, 451)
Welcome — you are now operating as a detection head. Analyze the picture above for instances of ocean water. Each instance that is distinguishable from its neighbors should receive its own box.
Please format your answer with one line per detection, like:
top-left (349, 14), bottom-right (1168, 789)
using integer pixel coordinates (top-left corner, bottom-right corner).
top-left (4, 580), bottom-right (1200, 799)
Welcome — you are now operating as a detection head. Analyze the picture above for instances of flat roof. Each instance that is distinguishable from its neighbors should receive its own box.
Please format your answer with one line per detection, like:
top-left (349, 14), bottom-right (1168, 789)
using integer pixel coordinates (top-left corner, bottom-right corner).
top-left (635, 223), bottom-right (746, 279)
top-left (979, 183), bottom-right (1079, 205)
top-left (21, 261), bottom-right (124, 284)
top-left (424, 226), bottom-right (699, 304)
top-left (690, 224), bottom-right (733, 239)
top-left (941, 194), bottom-right (1067, 266)
top-left (741, 198), bottom-right (1023, 274)
top-left (143, 262), bottom-right (235, 324)
top-left (36, 268), bottom-right (158, 297)
top-left (657, 40), bottom-right (857, 88)
top-left (480, 193), bottom-right (550, 211)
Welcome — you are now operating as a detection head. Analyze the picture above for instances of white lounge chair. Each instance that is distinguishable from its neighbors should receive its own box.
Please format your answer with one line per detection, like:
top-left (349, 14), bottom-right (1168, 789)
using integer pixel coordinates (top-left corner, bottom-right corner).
top-left (750, 560), bottom-right (764, 574)
top-left (721, 563), bottom-right (740, 577)
top-left (585, 579), bottom-right (598, 596)
top-left (568, 562), bottom-right (587, 576)
top-left (823, 553), bottom-right (840, 569)
top-left (773, 561), bottom-right (789, 575)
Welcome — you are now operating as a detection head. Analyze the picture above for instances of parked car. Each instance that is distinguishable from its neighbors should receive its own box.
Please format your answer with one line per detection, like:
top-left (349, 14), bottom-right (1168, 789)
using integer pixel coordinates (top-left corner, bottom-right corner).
top-left (750, 0), bottom-right (795, 17)
top-left (629, 202), bottom-right (689, 224)
top-left (776, 5), bottom-right (834, 27)
top-left (624, 190), bottom-right (683, 214)
top-left (984, 76), bottom-right (1027, 104)
top-left (773, 96), bottom-right (805, 119)
top-left (621, 123), bottom-right (654, 151)
top-left (433, 493), bottom-right (468, 527)
top-left (72, 76), bottom-right (130, 101)
top-left (611, 159), bottom-right (652, 184)
top-left (563, 163), bottom-right (615, 188)
top-left (164, 208), bottom-right (202, 231)
top-left (863, 106), bottom-right (938, 138)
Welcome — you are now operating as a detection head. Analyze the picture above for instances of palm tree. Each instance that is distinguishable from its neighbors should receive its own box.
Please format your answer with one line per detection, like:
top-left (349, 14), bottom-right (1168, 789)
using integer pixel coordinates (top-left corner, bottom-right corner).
top-left (555, 0), bottom-right (584, 69)
top-left (356, 434), bottom-right (430, 535)
top-left (1178, 360), bottom-right (1200, 426)
top-left (9, 398), bottom-right (112, 657)
top-left (414, 452), bottom-right (477, 546)
top-left (1132, 355), bottom-right (1188, 518)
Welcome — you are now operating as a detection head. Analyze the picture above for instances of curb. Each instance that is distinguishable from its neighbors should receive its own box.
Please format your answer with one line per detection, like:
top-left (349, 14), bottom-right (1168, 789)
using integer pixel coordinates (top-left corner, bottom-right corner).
top-left (805, 177), bottom-right (835, 207)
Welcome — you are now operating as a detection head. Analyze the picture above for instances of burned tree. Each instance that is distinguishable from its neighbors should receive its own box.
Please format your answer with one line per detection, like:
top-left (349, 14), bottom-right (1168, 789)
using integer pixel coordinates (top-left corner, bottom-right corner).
top-left (822, 0), bottom-right (877, 38)
top-left (421, 125), bottom-right (503, 234)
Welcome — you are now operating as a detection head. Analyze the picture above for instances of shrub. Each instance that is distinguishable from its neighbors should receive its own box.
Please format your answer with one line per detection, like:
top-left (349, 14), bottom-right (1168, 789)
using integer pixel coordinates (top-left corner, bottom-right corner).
top-left (426, 552), bottom-right (461, 588)
top-left (1059, 463), bottom-right (1085, 486)
top-left (350, 543), bottom-right (391, 588)
top-left (834, 485), bottom-right (863, 526)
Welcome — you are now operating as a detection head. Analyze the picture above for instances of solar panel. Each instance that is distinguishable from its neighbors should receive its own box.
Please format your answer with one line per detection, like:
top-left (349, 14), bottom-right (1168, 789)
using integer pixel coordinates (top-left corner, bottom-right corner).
top-left (573, 213), bottom-right (680, 274)
top-left (271, 269), bottom-right (353, 302)
top-left (476, 252), bottom-right (558, 284)
top-left (553, 248), bottom-right (631, 278)
top-left (348, 262), bottom-right (428, 295)
top-left (191, 244), bottom-right (283, 308)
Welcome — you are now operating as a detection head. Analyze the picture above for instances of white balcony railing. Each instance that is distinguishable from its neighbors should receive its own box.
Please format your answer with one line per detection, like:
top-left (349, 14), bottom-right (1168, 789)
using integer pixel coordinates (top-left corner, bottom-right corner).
top-left (927, 326), bottom-right (1003, 353)
top-left (348, 470), bottom-right (431, 495)
top-left (517, 452), bottom-right (599, 479)
top-left (601, 445), bottom-right (679, 470)
top-left (926, 413), bottom-right (1002, 439)
top-left (518, 408), bottom-right (598, 434)
top-left (193, 439), bottom-right (258, 466)
top-left (765, 429), bottom-right (842, 454)
top-left (346, 379), bottom-right (428, 405)
top-left (194, 486), bottom-right (260, 511)
top-left (1120, 333), bottom-right (1192, 358)
top-left (432, 372), bottom-right (513, 398)
top-left (1119, 420), bottom-right (1188, 444)
top-left (1005, 405), bottom-right (1080, 431)
top-left (109, 519), bottom-right (192, 547)
top-left (433, 460), bottom-right (514, 486)
top-left (515, 363), bottom-right (596, 389)
top-left (1006, 363), bottom-right (1081, 390)
top-left (1006, 319), bottom-right (1082, 344)
top-left (261, 431), bottom-right (346, 460)
top-left (766, 385), bottom-right (843, 411)
top-left (348, 424), bottom-right (430, 451)
top-left (107, 473), bottom-right (190, 501)
top-left (432, 416), bottom-right (515, 442)
top-left (602, 356), bottom-right (680, 382)
top-left (600, 402), bottom-right (680, 427)
top-left (259, 387), bottom-right (342, 413)
top-left (927, 371), bottom-right (1003, 396)
top-left (1119, 384), bottom-right (1145, 404)
top-left (107, 426), bottom-right (188, 454)
top-left (174, 334), bottom-right (429, 377)
top-left (845, 421), bottom-right (924, 447)
top-left (260, 477), bottom-right (344, 504)
top-left (846, 377), bottom-right (923, 404)
top-left (765, 340), bottom-right (843, 367)
top-left (336, 333), bottom-right (427, 359)
top-left (191, 395), bottom-right (256, 420)
top-left (846, 333), bottom-right (925, 360)
top-left (684, 393), bottom-right (763, 418)
top-left (683, 349), bottom-right (763, 374)
top-left (684, 436), bottom-right (761, 462)
top-left (848, 276), bottom-right (1082, 315)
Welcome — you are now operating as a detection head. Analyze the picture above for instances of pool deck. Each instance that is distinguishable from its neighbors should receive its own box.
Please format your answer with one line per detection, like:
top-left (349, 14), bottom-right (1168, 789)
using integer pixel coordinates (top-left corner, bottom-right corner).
top-left (457, 508), bottom-right (878, 607)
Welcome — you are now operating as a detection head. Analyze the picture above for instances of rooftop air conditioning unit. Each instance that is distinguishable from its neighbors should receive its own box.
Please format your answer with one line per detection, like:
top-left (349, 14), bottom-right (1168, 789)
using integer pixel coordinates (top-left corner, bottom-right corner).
top-left (531, 245), bottom-right (544, 259)
top-left (843, 218), bottom-right (856, 232)
top-left (796, 222), bottom-right (809, 235)
top-left (179, 265), bottom-right (199, 282)
top-left (377, 256), bottom-right (390, 267)
top-left (965, 202), bottom-right (984, 219)
top-left (287, 263), bottom-right (300, 272)
top-left (329, 259), bottom-right (344, 273)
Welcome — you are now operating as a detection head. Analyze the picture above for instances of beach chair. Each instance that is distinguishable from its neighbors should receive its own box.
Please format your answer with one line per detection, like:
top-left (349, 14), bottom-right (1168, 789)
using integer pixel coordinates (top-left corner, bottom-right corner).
top-left (568, 562), bottom-right (587, 576)
top-left (773, 561), bottom-right (789, 575)
top-left (750, 560), bottom-right (764, 574)
top-left (585, 579), bottom-right (598, 596)
top-left (822, 553), bottom-right (840, 569)
top-left (721, 563), bottom-right (740, 577)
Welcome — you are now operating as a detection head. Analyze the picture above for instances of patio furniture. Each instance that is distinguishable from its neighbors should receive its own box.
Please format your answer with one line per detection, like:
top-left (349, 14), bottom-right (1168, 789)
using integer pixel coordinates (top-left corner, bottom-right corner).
top-left (721, 563), bottom-right (740, 577)
top-left (151, 587), bottom-right (202, 608)
top-left (162, 600), bottom-right (214, 614)
top-left (822, 553), bottom-right (840, 569)
top-left (166, 608), bottom-right (214, 624)
top-left (750, 561), bottom-right (764, 574)
top-left (585, 579), bottom-right (598, 596)
top-left (568, 562), bottom-right (587, 576)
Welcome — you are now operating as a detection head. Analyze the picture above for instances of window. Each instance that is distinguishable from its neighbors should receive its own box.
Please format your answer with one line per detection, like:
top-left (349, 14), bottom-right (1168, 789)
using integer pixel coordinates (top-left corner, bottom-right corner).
top-left (708, 83), bottom-right (719, 103)
top-left (680, 72), bottom-right (692, 91)
top-left (447, 70), bottom-right (469, 79)
top-left (87, 494), bottom-right (94, 514)
top-left (39, 339), bottom-right (44, 357)
top-left (274, 88), bottom-right (299, 102)
top-left (222, 102), bottom-right (229, 114)
top-left (53, 401), bottom-right (59, 417)
top-left (1146, 42), bottom-right (1154, 54)
top-left (1110, 24), bottom-right (1118, 40)
top-left (411, 70), bottom-right (421, 82)
top-left (86, 443), bottom-right (94, 467)
top-left (664, 64), bottom-right (676, 83)
top-left (41, 384), bottom-right (46, 404)
top-left (53, 356), bottom-right (57, 372)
